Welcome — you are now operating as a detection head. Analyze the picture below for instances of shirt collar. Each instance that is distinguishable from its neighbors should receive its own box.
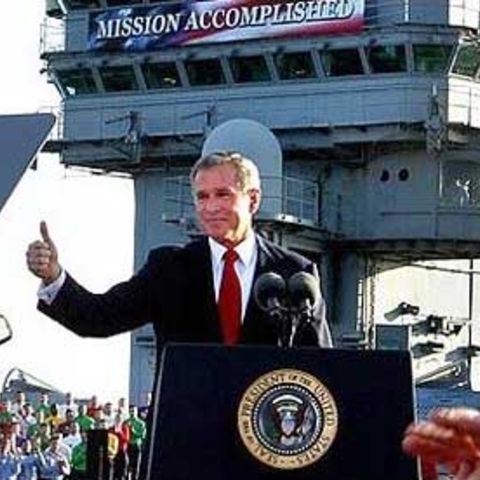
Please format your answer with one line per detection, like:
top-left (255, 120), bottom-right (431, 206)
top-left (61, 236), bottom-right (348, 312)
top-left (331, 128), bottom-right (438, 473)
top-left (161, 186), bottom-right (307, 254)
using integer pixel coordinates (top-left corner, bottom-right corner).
top-left (209, 232), bottom-right (257, 268)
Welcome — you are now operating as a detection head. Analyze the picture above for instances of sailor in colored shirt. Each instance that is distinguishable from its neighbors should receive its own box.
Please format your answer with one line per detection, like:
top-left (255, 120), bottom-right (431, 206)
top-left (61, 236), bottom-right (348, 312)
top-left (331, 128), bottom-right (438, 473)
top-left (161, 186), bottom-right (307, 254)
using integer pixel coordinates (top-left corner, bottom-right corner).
top-left (39, 435), bottom-right (70, 480)
top-left (0, 435), bottom-right (21, 480)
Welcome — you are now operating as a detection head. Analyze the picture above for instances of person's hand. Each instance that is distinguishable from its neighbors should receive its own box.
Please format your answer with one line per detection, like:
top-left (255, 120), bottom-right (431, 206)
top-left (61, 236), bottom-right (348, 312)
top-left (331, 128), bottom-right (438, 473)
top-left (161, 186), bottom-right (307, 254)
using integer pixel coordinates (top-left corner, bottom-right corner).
top-left (403, 408), bottom-right (480, 479)
top-left (433, 408), bottom-right (480, 480)
top-left (26, 221), bottom-right (61, 284)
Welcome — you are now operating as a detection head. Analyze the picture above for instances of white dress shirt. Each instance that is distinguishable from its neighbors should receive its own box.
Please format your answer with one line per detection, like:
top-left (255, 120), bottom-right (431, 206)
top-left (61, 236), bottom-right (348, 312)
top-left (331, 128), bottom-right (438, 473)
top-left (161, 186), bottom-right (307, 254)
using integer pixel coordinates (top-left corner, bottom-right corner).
top-left (209, 232), bottom-right (258, 322)
top-left (38, 269), bottom-right (66, 305)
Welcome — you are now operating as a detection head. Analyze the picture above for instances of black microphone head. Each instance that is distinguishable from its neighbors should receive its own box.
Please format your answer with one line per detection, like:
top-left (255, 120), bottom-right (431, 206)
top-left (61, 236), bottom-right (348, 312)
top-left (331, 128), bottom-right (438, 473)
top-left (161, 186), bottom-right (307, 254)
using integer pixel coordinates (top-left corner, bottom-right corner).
top-left (288, 272), bottom-right (320, 309)
top-left (254, 272), bottom-right (286, 311)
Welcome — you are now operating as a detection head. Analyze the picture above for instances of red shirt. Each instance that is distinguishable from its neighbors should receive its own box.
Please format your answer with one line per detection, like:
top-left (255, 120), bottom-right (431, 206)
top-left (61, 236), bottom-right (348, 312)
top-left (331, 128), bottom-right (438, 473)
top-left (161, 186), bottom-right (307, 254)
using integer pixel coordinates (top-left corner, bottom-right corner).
top-left (109, 424), bottom-right (130, 452)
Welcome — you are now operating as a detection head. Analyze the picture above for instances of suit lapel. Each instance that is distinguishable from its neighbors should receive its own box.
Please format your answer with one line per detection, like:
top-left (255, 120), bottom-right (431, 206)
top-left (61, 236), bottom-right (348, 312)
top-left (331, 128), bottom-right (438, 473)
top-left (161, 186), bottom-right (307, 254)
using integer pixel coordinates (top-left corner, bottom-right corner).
top-left (187, 239), bottom-right (223, 341)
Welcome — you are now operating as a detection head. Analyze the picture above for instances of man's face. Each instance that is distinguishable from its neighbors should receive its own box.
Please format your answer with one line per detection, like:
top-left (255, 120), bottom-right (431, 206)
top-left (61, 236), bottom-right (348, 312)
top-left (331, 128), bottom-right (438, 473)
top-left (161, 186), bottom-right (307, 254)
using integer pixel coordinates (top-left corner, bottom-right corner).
top-left (193, 164), bottom-right (260, 246)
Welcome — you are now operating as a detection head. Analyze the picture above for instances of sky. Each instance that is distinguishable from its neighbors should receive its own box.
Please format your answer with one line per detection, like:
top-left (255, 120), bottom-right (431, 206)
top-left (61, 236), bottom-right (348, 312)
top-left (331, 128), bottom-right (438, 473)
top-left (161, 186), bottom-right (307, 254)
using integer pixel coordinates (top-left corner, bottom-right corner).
top-left (0, 1), bottom-right (134, 402)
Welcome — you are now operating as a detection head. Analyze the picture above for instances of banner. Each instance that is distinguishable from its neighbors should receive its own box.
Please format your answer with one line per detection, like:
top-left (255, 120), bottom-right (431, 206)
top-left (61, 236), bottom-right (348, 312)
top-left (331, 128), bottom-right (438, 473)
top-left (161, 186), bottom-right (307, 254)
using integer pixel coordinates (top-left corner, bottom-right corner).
top-left (88, 0), bottom-right (365, 51)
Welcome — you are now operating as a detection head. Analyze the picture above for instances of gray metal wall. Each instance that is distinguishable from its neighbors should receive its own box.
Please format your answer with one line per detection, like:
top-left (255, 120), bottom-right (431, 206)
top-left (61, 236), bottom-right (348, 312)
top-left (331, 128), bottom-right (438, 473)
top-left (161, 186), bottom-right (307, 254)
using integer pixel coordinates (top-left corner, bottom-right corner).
top-left (42, 0), bottom-right (480, 402)
top-left (60, 75), bottom-right (440, 141)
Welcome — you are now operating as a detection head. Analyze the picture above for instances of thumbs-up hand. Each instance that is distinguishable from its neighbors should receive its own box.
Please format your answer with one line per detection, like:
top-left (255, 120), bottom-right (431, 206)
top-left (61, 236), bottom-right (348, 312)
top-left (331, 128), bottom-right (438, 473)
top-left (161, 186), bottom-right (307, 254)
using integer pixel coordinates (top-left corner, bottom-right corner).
top-left (26, 221), bottom-right (61, 284)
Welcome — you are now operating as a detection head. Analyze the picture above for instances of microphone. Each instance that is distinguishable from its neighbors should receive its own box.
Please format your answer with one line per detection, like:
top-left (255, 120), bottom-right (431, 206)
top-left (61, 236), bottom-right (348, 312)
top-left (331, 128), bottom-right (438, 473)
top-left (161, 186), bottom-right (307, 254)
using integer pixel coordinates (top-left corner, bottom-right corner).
top-left (287, 272), bottom-right (320, 328)
top-left (253, 272), bottom-right (286, 319)
top-left (253, 273), bottom-right (289, 346)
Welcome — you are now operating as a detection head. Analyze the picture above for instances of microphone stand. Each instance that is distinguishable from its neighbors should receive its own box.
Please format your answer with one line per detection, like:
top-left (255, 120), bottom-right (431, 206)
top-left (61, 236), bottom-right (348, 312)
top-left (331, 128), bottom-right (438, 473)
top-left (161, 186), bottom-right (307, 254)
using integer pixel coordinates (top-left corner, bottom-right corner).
top-left (278, 309), bottom-right (293, 348)
top-left (265, 301), bottom-right (291, 348)
top-left (289, 302), bottom-right (314, 346)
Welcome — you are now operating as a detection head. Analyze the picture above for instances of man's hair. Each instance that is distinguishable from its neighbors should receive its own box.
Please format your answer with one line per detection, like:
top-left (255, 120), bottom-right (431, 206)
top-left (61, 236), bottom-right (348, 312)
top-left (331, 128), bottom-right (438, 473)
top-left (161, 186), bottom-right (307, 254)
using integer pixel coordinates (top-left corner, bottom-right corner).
top-left (190, 151), bottom-right (261, 192)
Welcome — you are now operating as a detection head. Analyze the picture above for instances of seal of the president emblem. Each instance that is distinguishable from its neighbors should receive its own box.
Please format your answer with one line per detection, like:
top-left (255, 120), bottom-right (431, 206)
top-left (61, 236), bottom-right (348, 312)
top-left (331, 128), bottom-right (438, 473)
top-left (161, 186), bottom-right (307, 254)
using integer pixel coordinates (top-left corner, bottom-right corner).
top-left (237, 368), bottom-right (338, 470)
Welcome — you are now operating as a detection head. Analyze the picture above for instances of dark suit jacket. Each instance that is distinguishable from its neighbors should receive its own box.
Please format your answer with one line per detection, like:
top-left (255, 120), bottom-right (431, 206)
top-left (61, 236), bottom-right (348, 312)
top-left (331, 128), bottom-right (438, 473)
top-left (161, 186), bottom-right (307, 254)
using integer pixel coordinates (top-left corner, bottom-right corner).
top-left (38, 234), bottom-right (332, 350)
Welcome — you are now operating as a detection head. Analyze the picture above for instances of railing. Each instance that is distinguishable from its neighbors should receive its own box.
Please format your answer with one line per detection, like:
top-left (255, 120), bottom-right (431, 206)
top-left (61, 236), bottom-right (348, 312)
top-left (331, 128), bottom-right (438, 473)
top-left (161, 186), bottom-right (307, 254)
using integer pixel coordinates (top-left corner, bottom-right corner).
top-left (282, 177), bottom-right (319, 222)
top-left (161, 175), bottom-right (320, 226)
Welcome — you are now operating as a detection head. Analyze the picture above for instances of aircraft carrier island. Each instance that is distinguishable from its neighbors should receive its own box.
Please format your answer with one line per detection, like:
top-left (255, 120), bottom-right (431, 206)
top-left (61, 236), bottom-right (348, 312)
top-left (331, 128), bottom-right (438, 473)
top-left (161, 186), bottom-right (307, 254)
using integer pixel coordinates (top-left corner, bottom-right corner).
top-left (35, 0), bottom-right (480, 426)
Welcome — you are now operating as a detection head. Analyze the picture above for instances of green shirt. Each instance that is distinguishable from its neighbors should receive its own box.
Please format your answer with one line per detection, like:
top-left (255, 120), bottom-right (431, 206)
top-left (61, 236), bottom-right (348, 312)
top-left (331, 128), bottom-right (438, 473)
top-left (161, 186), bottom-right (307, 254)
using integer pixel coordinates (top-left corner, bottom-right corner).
top-left (71, 442), bottom-right (87, 472)
top-left (75, 415), bottom-right (95, 431)
top-left (0, 411), bottom-right (13, 425)
top-left (124, 416), bottom-right (147, 447)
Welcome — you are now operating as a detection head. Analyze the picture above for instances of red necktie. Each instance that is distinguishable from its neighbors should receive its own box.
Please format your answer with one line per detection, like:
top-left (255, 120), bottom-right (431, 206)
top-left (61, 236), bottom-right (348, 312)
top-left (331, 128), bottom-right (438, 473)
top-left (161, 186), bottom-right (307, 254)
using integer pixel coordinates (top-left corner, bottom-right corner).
top-left (218, 249), bottom-right (241, 345)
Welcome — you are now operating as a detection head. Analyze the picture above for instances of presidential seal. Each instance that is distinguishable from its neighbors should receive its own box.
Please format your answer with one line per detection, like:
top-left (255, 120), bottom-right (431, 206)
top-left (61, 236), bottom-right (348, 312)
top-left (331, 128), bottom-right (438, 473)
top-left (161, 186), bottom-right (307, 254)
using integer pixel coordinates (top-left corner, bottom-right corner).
top-left (237, 369), bottom-right (338, 470)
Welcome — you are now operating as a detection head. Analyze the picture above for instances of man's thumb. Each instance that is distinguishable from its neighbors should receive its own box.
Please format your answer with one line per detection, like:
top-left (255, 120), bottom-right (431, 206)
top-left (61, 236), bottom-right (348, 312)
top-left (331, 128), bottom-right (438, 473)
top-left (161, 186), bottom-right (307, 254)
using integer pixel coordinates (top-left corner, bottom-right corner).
top-left (40, 221), bottom-right (53, 245)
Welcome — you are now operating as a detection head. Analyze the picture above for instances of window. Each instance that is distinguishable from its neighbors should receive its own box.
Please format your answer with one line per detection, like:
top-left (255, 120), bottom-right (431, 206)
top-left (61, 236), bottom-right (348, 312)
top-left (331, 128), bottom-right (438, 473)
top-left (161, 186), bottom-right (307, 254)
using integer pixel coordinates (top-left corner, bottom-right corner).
top-left (380, 170), bottom-right (390, 182)
top-left (184, 59), bottom-right (225, 86)
top-left (367, 45), bottom-right (407, 73)
top-left (106, 0), bottom-right (137, 5)
top-left (322, 49), bottom-right (364, 76)
top-left (441, 160), bottom-right (480, 207)
top-left (230, 55), bottom-right (271, 83)
top-left (56, 68), bottom-right (97, 95)
top-left (283, 177), bottom-right (319, 222)
top-left (413, 44), bottom-right (453, 73)
top-left (274, 51), bottom-right (316, 80)
top-left (398, 168), bottom-right (410, 181)
top-left (68, 0), bottom-right (101, 8)
top-left (142, 62), bottom-right (181, 89)
top-left (451, 43), bottom-right (480, 78)
top-left (98, 65), bottom-right (139, 92)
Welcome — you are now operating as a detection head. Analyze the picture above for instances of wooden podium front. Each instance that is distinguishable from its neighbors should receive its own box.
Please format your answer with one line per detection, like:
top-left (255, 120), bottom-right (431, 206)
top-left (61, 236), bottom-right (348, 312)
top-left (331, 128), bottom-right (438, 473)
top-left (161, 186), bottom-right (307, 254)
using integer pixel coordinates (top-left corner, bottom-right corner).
top-left (146, 344), bottom-right (419, 480)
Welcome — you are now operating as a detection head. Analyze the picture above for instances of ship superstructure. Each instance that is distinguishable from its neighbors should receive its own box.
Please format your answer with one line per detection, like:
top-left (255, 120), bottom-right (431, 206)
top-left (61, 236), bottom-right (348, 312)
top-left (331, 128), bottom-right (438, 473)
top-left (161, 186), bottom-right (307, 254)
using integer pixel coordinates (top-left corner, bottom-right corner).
top-left (41, 0), bottom-right (480, 402)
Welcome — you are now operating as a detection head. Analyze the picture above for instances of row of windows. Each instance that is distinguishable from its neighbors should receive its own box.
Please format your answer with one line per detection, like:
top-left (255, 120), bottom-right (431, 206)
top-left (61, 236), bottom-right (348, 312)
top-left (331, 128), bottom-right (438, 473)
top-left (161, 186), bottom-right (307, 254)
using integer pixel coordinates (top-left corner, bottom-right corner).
top-left (54, 43), bottom-right (454, 96)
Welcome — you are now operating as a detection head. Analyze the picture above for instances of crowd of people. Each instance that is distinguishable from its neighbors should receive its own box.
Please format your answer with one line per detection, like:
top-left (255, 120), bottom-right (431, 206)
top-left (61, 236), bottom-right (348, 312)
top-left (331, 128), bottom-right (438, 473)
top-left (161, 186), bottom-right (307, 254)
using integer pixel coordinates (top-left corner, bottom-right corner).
top-left (0, 391), bottom-right (149, 480)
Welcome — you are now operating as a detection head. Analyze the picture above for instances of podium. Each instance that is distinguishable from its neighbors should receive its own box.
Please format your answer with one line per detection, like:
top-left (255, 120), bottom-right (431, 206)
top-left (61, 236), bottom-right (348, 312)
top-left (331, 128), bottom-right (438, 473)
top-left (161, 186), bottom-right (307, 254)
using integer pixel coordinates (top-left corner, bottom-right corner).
top-left (146, 344), bottom-right (419, 480)
top-left (87, 429), bottom-right (110, 480)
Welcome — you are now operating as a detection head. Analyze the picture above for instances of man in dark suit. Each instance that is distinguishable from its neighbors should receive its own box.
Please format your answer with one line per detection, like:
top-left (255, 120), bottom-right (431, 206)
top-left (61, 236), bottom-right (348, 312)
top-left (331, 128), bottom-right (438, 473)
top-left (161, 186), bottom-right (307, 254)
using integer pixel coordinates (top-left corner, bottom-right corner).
top-left (26, 151), bottom-right (332, 350)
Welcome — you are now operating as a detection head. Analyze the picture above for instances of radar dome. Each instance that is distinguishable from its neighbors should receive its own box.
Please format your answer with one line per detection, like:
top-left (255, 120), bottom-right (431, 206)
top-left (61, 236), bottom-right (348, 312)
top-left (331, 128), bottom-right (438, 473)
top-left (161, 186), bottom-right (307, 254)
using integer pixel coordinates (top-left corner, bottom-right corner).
top-left (202, 118), bottom-right (282, 175)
